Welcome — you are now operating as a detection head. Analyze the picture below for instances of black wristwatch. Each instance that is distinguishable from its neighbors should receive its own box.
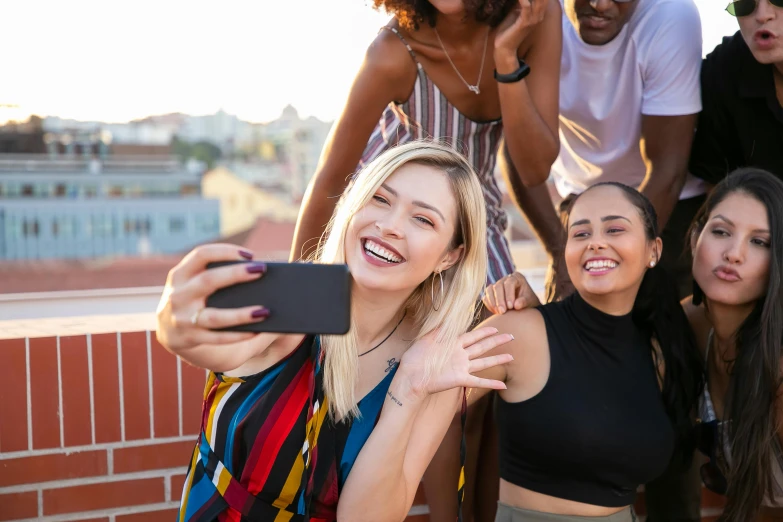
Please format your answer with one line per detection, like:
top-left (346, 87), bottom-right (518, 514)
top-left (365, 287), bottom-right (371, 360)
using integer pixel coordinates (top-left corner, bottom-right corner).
top-left (494, 59), bottom-right (531, 83)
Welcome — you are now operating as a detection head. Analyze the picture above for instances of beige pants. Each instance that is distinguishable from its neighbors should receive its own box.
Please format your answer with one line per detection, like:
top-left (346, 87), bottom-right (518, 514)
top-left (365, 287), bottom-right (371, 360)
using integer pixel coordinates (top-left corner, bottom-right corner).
top-left (495, 502), bottom-right (636, 522)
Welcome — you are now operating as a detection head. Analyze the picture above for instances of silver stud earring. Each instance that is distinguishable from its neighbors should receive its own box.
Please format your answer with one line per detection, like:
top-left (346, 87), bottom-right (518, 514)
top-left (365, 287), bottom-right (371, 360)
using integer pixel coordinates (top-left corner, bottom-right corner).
top-left (649, 261), bottom-right (656, 268)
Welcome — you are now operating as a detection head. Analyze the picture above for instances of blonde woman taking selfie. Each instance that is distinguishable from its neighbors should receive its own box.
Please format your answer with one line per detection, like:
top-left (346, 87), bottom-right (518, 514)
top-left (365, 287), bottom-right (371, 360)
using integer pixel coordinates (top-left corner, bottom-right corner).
top-left (156, 141), bottom-right (513, 522)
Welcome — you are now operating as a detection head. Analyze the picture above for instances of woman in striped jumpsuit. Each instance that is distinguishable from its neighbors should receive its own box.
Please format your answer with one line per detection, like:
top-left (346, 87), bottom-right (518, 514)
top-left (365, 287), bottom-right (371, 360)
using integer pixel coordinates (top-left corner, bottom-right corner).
top-left (290, 2), bottom-right (562, 520)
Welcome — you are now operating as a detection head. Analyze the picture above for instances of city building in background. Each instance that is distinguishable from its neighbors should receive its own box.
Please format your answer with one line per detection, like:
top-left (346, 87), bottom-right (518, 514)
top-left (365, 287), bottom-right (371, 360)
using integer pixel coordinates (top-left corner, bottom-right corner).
top-left (0, 109), bottom-right (552, 311)
top-left (202, 166), bottom-right (299, 237)
top-left (39, 105), bottom-right (331, 199)
top-left (232, 105), bottom-right (331, 200)
top-left (0, 154), bottom-right (219, 260)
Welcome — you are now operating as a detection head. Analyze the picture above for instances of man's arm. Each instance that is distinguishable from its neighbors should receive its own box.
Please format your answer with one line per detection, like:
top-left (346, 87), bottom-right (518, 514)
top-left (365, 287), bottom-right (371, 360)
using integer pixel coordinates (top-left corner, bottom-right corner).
top-left (498, 141), bottom-right (572, 301)
top-left (636, 0), bottom-right (702, 229)
top-left (638, 113), bottom-right (698, 230)
top-left (497, 141), bottom-right (563, 257)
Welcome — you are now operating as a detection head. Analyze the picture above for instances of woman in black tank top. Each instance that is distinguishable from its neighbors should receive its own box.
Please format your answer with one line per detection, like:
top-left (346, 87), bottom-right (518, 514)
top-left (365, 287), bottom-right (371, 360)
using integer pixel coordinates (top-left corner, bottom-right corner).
top-left (471, 183), bottom-right (703, 521)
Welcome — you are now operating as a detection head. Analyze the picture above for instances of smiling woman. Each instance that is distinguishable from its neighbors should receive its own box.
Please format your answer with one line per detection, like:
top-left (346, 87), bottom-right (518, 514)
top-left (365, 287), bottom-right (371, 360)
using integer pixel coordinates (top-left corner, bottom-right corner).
top-left (469, 182), bottom-right (703, 522)
top-left (317, 141), bottom-right (492, 421)
top-left (155, 140), bottom-right (515, 522)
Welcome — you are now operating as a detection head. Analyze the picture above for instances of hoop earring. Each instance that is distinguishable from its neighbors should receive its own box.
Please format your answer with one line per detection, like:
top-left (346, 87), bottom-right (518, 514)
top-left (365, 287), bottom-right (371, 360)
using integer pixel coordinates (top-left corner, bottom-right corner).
top-left (431, 271), bottom-right (445, 311)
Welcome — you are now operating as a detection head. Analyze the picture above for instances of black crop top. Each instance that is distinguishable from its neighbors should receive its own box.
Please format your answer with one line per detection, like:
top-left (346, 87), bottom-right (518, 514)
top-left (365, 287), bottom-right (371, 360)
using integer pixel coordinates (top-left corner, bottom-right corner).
top-left (496, 292), bottom-right (675, 507)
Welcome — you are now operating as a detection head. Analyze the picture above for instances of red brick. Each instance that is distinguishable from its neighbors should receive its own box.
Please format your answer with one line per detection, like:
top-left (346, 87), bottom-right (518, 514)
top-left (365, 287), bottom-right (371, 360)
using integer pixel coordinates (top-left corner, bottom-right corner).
top-left (29, 336), bottom-right (60, 449)
top-left (121, 332), bottom-right (151, 441)
top-left (43, 477), bottom-right (165, 515)
top-left (0, 491), bottom-right (38, 521)
top-left (67, 518), bottom-right (110, 522)
top-left (0, 450), bottom-right (107, 487)
top-left (151, 336), bottom-right (179, 438)
top-left (181, 360), bottom-right (206, 436)
top-left (60, 335), bottom-right (92, 447)
top-left (171, 473), bottom-right (187, 502)
top-left (92, 333), bottom-right (121, 443)
top-left (405, 516), bottom-right (429, 522)
top-left (116, 508), bottom-right (179, 522)
top-left (114, 440), bottom-right (195, 474)
top-left (0, 338), bottom-right (28, 453)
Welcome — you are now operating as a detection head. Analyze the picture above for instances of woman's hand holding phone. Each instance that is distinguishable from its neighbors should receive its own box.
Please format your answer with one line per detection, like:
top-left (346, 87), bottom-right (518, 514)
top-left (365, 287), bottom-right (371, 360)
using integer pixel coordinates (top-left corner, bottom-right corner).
top-left (155, 244), bottom-right (275, 373)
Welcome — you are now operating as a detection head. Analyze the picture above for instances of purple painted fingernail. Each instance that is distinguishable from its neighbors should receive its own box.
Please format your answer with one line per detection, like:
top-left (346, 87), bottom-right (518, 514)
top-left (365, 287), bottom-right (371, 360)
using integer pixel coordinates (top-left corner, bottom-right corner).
top-left (251, 307), bottom-right (270, 319)
top-left (246, 262), bottom-right (267, 274)
top-left (239, 249), bottom-right (253, 260)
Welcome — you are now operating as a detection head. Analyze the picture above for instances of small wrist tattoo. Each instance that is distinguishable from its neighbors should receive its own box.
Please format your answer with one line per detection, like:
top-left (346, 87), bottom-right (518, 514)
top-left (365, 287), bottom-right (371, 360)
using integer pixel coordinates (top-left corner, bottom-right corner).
top-left (387, 390), bottom-right (403, 407)
top-left (385, 357), bottom-right (398, 373)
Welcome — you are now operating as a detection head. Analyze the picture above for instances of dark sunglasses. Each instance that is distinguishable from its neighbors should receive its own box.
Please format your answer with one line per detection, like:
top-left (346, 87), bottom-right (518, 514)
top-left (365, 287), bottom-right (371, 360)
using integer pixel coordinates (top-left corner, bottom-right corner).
top-left (695, 419), bottom-right (728, 495)
top-left (727, 0), bottom-right (783, 16)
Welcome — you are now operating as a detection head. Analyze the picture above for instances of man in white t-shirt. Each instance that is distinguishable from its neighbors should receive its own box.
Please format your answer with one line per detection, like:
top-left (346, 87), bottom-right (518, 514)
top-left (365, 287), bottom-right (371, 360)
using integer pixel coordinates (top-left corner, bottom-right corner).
top-left (502, 0), bottom-right (705, 302)
top-left (499, 0), bottom-right (704, 519)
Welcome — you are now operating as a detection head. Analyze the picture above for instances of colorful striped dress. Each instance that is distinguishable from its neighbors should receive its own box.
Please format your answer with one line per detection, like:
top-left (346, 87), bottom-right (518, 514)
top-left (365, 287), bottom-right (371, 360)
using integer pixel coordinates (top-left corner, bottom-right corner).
top-left (177, 336), bottom-right (397, 522)
top-left (358, 26), bottom-right (515, 285)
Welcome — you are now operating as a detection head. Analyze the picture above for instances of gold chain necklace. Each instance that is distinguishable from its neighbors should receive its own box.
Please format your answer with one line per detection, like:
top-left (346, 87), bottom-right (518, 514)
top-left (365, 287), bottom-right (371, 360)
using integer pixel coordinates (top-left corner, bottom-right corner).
top-left (433, 26), bottom-right (490, 95)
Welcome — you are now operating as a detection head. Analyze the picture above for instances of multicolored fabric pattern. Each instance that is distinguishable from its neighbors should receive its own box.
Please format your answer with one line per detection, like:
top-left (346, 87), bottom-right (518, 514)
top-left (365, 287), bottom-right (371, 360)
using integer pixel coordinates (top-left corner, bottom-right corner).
top-left (177, 336), bottom-right (399, 522)
top-left (358, 26), bottom-right (515, 286)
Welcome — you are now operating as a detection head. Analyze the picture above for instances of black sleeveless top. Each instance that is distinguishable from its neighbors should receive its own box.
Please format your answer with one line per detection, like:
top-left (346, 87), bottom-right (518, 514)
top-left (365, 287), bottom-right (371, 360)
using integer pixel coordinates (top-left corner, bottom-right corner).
top-left (496, 293), bottom-right (675, 507)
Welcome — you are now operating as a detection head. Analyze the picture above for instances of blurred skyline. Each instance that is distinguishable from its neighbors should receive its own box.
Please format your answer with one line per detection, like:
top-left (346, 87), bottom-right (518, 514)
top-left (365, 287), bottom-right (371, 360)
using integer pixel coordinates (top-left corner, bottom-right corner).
top-left (1, 0), bottom-right (740, 125)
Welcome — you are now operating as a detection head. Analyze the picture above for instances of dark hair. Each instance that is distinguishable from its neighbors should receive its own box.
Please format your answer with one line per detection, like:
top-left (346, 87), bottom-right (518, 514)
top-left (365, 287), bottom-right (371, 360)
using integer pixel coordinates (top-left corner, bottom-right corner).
top-left (373, 0), bottom-right (516, 30)
top-left (689, 168), bottom-right (783, 521)
top-left (566, 182), bottom-right (704, 458)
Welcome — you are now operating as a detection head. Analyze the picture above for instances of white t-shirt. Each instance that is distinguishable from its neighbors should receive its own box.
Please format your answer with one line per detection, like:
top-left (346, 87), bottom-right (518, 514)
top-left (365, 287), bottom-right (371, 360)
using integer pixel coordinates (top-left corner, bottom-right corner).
top-left (552, 0), bottom-right (706, 200)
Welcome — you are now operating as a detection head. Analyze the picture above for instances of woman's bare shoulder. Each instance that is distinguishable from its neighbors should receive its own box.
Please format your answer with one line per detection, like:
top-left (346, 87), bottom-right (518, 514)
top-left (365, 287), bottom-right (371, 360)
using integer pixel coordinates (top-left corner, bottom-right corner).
top-left (363, 22), bottom-right (419, 85)
top-left (481, 307), bottom-right (546, 341)
top-left (482, 308), bottom-right (551, 399)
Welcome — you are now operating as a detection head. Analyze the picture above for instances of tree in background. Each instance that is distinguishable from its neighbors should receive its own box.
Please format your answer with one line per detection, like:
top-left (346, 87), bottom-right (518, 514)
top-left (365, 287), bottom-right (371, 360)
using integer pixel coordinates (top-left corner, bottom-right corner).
top-left (171, 136), bottom-right (222, 169)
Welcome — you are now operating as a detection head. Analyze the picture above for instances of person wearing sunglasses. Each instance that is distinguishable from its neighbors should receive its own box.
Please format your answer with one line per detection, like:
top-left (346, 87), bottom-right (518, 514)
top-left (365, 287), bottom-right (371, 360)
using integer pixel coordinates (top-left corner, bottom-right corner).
top-left (689, 0), bottom-right (783, 188)
top-left (490, 0), bottom-right (706, 520)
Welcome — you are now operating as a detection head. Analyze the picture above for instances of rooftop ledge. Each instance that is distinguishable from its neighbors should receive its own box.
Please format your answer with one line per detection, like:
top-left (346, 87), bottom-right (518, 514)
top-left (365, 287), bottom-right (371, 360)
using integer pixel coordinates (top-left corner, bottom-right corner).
top-left (0, 286), bottom-right (163, 339)
top-left (0, 312), bottom-right (157, 340)
top-left (0, 265), bottom-right (547, 340)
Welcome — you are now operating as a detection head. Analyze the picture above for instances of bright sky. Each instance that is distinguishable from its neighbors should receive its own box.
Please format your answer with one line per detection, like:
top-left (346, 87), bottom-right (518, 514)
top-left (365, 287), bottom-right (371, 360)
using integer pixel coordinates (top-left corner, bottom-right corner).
top-left (0, 0), bottom-right (739, 125)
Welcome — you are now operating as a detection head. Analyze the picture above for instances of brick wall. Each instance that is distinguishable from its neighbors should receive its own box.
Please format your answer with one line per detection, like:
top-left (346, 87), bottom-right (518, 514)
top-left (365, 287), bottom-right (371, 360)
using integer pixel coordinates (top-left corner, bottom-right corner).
top-left (0, 332), bottom-right (204, 522)
top-left (0, 329), bottom-right (723, 521)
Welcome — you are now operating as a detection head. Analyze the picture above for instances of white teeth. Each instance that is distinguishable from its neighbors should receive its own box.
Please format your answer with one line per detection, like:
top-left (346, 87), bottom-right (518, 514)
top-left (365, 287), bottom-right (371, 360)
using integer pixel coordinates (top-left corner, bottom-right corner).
top-left (585, 259), bottom-right (618, 271)
top-left (364, 239), bottom-right (402, 263)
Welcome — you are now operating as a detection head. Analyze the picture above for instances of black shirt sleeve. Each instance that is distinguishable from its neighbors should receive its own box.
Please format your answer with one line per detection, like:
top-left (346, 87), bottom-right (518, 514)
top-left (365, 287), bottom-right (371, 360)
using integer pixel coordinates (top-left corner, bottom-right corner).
top-left (688, 38), bottom-right (743, 185)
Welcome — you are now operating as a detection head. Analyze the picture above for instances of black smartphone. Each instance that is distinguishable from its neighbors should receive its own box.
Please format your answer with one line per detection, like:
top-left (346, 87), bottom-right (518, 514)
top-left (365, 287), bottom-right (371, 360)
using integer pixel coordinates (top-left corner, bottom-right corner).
top-left (205, 261), bottom-right (351, 335)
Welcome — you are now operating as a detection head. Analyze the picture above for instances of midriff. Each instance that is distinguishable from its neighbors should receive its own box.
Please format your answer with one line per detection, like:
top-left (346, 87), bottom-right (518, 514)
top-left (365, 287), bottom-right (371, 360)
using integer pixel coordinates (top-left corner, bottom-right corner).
top-left (499, 479), bottom-right (630, 517)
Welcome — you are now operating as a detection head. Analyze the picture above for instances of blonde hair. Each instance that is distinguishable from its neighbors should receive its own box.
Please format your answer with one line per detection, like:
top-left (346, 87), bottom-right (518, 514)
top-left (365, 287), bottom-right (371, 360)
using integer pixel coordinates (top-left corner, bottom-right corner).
top-left (316, 141), bottom-right (488, 420)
